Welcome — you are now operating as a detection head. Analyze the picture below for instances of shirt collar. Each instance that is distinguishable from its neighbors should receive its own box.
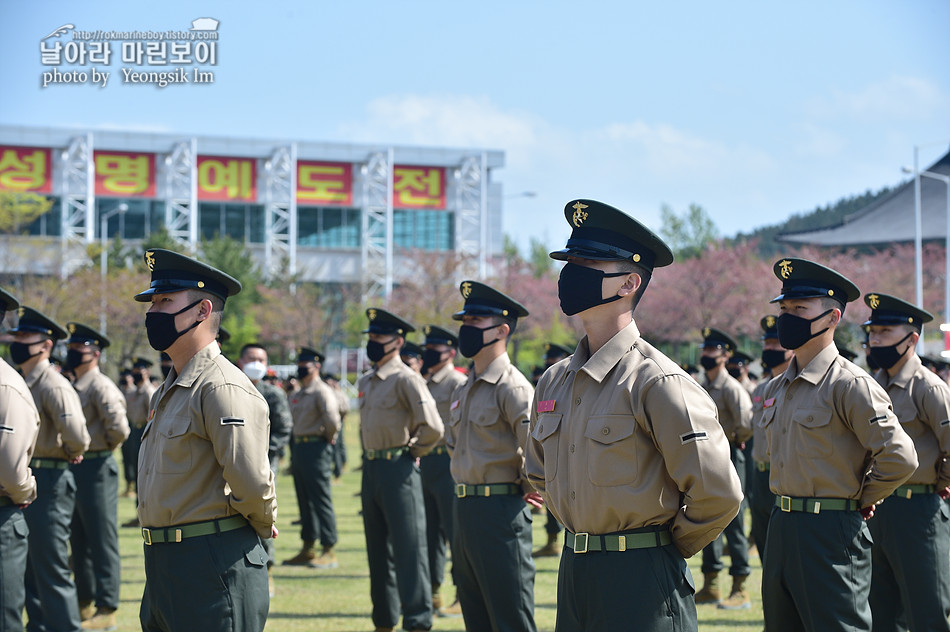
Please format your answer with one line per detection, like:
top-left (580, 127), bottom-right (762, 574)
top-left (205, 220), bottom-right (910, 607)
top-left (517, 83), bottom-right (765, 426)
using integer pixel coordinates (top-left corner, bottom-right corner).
top-left (428, 362), bottom-right (457, 384)
top-left (703, 367), bottom-right (728, 389)
top-left (374, 356), bottom-right (406, 380)
top-left (568, 320), bottom-right (640, 384)
top-left (174, 341), bottom-right (221, 388)
top-left (73, 365), bottom-right (100, 390)
top-left (474, 353), bottom-right (510, 385)
top-left (783, 342), bottom-right (839, 386)
top-left (885, 353), bottom-right (922, 390)
top-left (24, 358), bottom-right (50, 387)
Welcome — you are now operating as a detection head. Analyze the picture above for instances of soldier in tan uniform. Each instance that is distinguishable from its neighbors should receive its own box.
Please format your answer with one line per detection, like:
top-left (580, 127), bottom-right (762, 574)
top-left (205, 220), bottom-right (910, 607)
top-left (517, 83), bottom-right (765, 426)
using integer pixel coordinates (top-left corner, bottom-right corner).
top-left (760, 258), bottom-right (917, 632)
top-left (446, 282), bottom-right (537, 632)
top-left (358, 308), bottom-right (443, 632)
top-left (525, 199), bottom-right (743, 632)
top-left (400, 341), bottom-right (424, 373)
top-left (10, 306), bottom-right (90, 632)
top-left (862, 293), bottom-right (950, 631)
top-left (748, 315), bottom-right (792, 569)
top-left (323, 373), bottom-right (350, 479)
top-left (727, 351), bottom-right (758, 395)
top-left (283, 347), bottom-right (341, 569)
top-left (134, 249), bottom-right (276, 632)
top-left (0, 288), bottom-right (40, 632)
top-left (418, 325), bottom-right (466, 615)
top-left (62, 322), bottom-right (129, 630)
top-left (121, 357), bottom-right (157, 528)
top-left (695, 327), bottom-right (754, 609)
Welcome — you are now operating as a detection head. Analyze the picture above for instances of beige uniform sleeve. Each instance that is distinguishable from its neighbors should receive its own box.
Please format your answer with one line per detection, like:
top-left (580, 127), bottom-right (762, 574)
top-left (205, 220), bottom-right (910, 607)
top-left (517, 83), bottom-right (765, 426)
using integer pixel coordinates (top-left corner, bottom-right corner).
top-left (402, 374), bottom-right (444, 458)
top-left (318, 386), bottom-right (342, 442)
top-left (524, 386), bottom-right (546, 494)
top-left (0, 384), bottom-right (39, 504)
top-left (919, 381), bottom-right (950, 490)
top-left (99, 380), bottom-right (130, 450)
top-left (841, 375), bottom-right (918, 506)
top-left (201, 382), bottom-right (277, 538)
top-left (731, 383), bottom-right (754, 444)
top-left (53, 381), bottom-right (90, 459)
top-left (498, 377), bottom-right (533, 492)
top-left (643, 374), bottom-right (743, 558)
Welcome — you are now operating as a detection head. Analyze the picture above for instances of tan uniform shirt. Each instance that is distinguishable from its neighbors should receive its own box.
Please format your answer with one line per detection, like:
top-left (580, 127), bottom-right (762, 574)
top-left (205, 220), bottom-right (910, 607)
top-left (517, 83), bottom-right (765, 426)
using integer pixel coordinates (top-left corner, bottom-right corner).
top-left (762, 343), bottom-right (918, 506)
top-left (125, 380), bottom-right (157, 429)
top-left (445, 353), bottom-right (533, 490)
top-left (137, 342), bottom-right (277, 539)
top-left (874, 354), bottom-right (950, 488)
top-left (525, 321), bottom-right (743, 558)
top-left (334, 387), bottom-right (350, 419)
top-left (357, 357), bottom-right (443, 457)
top-left (751, 377), bottom-right (776, 464)
top-left (0, 358), bottom-right (40, 504)
top-left (289, 376), bottom-right (341, 442)
top-left (738, 375), bottom-right (757, 396)
top-left (426, 362), bottom-right (467, 447)
top-left (24, 359), bottom-right (89, 460)
top-left (701, 369), bottom-right (753, 444)
top-left (74, 366), bottom-right (130, 451)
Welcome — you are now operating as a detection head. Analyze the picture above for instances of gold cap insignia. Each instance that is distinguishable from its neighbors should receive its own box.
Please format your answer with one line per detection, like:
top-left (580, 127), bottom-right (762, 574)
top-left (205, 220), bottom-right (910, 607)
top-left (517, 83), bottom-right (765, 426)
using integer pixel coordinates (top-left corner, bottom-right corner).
top-left (828, 290), bottom-right (834, 297)
top-left (145, 251), bottom-right (156, 271)
top-left (765, 315), bottom-right (776, 328)
top-left (868, 294), bottom-right (880, 309)
top-left (571, 201), bottom-right (589, 227)
top-left (703, 327), bottom-right (711, 337)
top-left (461, 282), bottom-right (473, 299)
top-left (424, 326), bottom-right (431, 335)
top-left (17, 307), bottom-right (25, 317)
top-left (68, 323), bottom-right (76, 333)
top-left (778, 260), bottom-right (793, 280)
top-left (368, 308), bottom-right (377, 321)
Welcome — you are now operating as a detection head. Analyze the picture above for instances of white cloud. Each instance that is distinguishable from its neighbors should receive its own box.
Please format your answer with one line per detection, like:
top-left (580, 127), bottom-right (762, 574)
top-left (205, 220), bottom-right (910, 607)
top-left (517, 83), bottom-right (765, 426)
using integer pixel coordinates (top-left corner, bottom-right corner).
top-left (806, 75), bottom-right (947, 121)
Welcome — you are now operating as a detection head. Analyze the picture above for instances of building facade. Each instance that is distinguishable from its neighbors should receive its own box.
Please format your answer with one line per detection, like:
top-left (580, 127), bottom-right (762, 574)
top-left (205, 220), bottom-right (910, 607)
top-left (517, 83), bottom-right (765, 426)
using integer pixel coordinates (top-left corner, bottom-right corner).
top-left (0, 125), bottom-right (505, 297)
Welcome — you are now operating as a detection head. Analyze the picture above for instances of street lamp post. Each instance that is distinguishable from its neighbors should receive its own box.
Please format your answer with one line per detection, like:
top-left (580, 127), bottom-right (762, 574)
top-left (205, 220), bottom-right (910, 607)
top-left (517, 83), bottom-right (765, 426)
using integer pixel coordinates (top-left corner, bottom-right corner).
top-left (99, 203), bottom-right (128, 334)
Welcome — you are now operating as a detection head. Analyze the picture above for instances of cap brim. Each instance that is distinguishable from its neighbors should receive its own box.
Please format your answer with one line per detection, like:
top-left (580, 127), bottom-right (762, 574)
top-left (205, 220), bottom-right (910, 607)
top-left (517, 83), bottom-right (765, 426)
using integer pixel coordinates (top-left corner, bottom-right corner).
top-left (549, 247), bottom-right (627, 262)
top-left (134, 286), bottom-right (190, 302)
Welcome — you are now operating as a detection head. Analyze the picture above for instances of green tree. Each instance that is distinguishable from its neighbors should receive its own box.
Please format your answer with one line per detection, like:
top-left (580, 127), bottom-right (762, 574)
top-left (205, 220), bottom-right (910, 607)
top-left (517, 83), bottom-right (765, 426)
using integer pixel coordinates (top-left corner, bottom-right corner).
top-left (529, 237), bottom-right (552, 279)
top-left (0, 192), bottom-right (53, 233)
top-left (659, 203), bottom-right (719, 260)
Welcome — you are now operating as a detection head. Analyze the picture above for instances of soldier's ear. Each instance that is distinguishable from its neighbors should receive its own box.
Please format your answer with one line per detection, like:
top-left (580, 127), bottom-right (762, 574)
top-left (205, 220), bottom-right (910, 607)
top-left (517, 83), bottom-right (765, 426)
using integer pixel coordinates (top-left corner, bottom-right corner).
top-left (616, 272), bottom-right (641, 297)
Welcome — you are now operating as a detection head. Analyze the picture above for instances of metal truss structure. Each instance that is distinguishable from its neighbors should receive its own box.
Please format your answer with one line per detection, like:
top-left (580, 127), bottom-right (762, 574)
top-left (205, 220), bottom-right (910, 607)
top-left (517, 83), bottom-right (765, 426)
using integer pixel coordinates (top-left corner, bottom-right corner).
top-left (263, 144), bottom-right (297, 280)
top-left (163, 139), bottom-right (198, 247)
top-left (361, 149), bottom-right (394, 302)
top-left (59, 133), bottom-right (95, 277)
top-left (455, 153), bottom-right (488, 280)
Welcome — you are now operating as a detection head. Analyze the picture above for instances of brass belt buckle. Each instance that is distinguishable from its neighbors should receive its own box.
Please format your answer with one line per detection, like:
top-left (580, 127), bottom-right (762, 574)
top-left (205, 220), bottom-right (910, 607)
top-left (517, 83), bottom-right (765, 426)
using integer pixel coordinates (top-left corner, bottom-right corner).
top-left (905, 488), bottom-right (913, 499)
top-left (174, 528), bottom-right (182, 543)
top-left (366, 450), bottom-right (376, 460)
top-left (574, 532), bottom-right (589, 554)
top-left (483, 486), bottom-right (491, 497)
top-left (780, 495), bottom-right (792, 512)
top-left (617, 535), bottom-right (626, 552)
top-left (456, 484), bottom-right (466, 498)
top-left (142, 528), bottom-right (152, 545)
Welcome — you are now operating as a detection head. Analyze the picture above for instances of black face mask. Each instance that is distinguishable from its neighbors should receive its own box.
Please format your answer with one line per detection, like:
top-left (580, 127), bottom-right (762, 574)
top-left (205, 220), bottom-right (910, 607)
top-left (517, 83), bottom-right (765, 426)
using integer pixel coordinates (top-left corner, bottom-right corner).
top-left (761, 349), bottom-right (788, 370)
top-left (65, 348), bottom-right (93, 371)
top-left (865, 350), bottom-right (879, 372)
top-left (297, 365), bottom-right (312, 380)
top-left (421, 348), bottom-right (446, 374)
top-left (868, 332), bottom-right (914, 371)
top-left (132, 372), bottom-right (144, 385)
top-left (9, 341), bottom-right (42, 366)
top-left (458, 324), bottom-right (503, 359)
top-left (727, 367), bottom-right (742, 379)
top-left (145, 299), bottom-right (203, 352)
top-left (557, 262), bottom-right (629, 316)
top-left (776, 309), bottom-right (834, 350)
top-left (366, 338), bottom-right (397, 363)
top-left (699, 356), bottom-right (720, 372)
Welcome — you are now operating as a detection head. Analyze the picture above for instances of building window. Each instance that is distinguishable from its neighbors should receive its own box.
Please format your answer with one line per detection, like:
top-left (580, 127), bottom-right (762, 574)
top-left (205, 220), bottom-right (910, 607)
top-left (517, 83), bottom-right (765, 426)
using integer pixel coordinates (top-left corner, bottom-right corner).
top-left (298, 206), bottom-right (360, 249)
top-left (393, 209), bottom-right (453, 251)
top-left (198, 202), bottom-right (265, 243)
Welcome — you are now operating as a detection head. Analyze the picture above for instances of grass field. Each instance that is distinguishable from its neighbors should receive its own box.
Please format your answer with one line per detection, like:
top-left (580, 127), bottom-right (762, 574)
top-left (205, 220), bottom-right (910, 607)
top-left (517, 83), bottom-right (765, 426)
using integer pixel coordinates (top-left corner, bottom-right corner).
top-left (100, 412), bottom-right (765, 631)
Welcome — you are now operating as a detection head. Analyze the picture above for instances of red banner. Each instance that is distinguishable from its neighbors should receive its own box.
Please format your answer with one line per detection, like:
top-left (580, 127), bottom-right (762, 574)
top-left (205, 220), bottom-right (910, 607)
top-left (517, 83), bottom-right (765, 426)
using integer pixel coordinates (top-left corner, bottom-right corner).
top-left (0, 145), bottom-right (53, 193)
top-left (197, 155), bottom-right (257, 201)
top-left (297, 161), bottom-right (352, 206)
top-left (393, 165), bottom-right (446, 209)
top-left (94, 150), bottom-right (156, 197)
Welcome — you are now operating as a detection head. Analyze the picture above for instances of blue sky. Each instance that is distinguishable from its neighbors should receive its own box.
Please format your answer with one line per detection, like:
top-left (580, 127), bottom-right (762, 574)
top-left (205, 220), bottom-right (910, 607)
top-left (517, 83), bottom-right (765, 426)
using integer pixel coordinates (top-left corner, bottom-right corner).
top-left (2, 1), bottom-right (948, 252)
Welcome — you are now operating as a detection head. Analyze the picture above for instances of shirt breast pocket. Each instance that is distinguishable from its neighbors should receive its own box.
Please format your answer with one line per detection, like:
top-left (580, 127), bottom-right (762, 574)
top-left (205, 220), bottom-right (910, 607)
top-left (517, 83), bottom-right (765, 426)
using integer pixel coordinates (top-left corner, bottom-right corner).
top-left (157, 415), bottom-right (193, 474)
top-left (791, 407), bottom-right (833, 458)
top-left (532, 412), bottom-right (562, 482)
top-left (585, 415), bottom-right (637, 487)
top-left (473, 406), bottom-right (499, 428)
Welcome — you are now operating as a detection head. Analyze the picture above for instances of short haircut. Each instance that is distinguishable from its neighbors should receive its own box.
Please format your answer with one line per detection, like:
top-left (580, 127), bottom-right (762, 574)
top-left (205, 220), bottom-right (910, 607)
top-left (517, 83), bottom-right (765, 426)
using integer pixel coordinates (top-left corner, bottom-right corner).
top-left (820, 296), bottom-right (845, 318)
top-left (185, 289), bottom-right (223, 332)
top-left (615, 259), bottom-right (653, 313)
top-left (491, 314), bottom-right (518, 338)
top-left (240, 342), bottom-right (266, 358)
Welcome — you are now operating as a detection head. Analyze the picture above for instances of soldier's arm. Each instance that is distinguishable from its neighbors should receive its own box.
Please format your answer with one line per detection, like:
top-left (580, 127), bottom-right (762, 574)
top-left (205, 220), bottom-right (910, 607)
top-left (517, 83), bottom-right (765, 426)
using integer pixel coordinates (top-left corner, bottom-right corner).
top-left (403, 374), bottom-right (443, 457)
top-left (523, 384), bottom-right (547, 495)
top-left (52, 382), bottom-right (90, 459)
top-left (919, 381), bottom-right (950, 490)
top-left (0, 385), bottom-right (38, 505)
top-left (101, 381), bottom-right (130, 450)
top-left (317, 387), bottom-right (342, 442)
top-left (842, 375), bottom-right (918, 507)
top-left (266, 388), bottom-right (293, 453)
top-left (644, 373), bottom-right (742, 558)
top-left (733, 384), bottom-right (754, 444)
top-left (203, 382), bottom-right (277, 538)
top-left (499, 377), bottom-right (534, 493)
